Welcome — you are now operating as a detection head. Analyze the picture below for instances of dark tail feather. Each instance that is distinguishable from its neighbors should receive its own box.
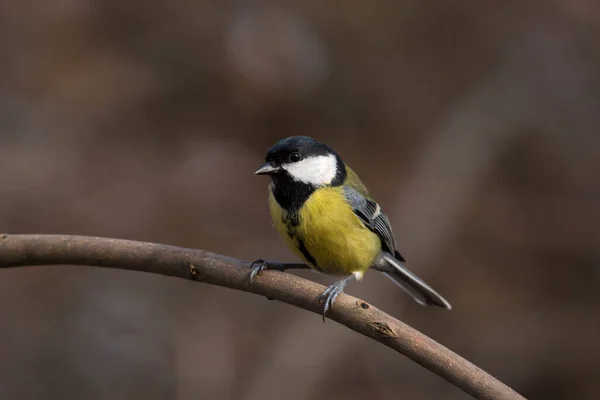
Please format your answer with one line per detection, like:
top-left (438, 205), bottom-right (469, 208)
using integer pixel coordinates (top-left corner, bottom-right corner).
top-left (382, 254), bottom-right (452, 310)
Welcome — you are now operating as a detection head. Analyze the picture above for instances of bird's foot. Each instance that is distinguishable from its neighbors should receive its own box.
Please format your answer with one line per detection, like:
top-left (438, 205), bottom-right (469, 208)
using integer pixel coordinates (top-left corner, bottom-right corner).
top-left (318, 275), bottom-right (355, 322)
top-left (248, 259), bottom-right (301, 284)
top-left (249, 258), bottom-right (287, 283)
top-left (249, 259), bottom-right (270, 283)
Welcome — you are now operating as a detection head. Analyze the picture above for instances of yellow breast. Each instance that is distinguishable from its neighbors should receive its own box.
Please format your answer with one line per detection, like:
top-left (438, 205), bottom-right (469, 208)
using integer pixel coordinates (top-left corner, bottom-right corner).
top-left (268, 186), bottom-right (381, 276)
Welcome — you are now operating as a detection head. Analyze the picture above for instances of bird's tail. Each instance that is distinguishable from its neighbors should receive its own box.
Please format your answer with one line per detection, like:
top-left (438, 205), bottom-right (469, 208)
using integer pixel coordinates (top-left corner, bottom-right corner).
top-left (382, 253), bottom-right (452, 310)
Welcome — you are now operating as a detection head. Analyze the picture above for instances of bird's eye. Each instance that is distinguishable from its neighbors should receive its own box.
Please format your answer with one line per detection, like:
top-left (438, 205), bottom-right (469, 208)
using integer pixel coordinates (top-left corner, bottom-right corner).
top-left (289, 152), bottom-right (302, 162)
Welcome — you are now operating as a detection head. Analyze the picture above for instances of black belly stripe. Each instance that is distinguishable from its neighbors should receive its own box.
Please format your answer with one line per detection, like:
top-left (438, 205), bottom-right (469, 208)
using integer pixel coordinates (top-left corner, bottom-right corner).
top-left (288, 211), bottom-right (300, 227)
top-left (296, 238), bottom-right (318, 269)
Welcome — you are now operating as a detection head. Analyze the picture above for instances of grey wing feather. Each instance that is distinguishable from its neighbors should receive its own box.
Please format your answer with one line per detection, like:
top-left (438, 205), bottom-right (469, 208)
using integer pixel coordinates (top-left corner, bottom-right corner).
top-left (344, 187), bottom-right (401, 258)
top-left (344, 186), bottom-right (450, 309)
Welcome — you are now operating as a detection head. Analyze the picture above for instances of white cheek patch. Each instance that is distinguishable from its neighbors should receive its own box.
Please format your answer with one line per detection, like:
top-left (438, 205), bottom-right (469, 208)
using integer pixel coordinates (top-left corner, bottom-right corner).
top-left (284, 154), bottom-right (338, 186)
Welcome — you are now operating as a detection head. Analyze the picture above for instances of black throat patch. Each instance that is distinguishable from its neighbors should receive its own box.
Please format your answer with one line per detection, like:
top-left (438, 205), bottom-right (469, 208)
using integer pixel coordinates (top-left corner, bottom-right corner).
top-left (271, 177), bottom-right (315, 213)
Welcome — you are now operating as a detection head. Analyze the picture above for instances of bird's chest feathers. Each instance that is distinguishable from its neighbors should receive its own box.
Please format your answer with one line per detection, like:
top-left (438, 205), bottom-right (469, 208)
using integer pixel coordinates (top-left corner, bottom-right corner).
top-left (269, 186), bottom-right (379, 274)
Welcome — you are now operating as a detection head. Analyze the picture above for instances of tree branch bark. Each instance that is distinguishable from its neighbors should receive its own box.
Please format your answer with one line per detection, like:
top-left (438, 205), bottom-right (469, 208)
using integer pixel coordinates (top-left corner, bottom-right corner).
top-left (0, 234), bottom-right (525, 400)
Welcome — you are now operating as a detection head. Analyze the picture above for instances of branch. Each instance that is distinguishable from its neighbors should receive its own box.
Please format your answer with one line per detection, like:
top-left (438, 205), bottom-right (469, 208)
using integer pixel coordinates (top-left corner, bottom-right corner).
top-left (0, 234), bottom-right (525, 400)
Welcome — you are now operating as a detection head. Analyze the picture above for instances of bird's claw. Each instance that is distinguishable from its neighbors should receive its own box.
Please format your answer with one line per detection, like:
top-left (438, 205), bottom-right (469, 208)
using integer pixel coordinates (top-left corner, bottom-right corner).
top-left (318, 281), bottom-right (346, 322)
top-left (249, 259), bottom-right (268, 284)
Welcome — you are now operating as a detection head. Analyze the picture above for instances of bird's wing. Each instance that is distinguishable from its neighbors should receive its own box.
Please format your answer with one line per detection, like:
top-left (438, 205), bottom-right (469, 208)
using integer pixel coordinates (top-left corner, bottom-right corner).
top-left (344, 185), bottom-right (404, 261)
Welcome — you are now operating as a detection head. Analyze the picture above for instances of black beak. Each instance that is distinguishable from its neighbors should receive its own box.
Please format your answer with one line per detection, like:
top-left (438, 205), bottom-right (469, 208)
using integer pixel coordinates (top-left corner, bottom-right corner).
top-left (254, 162), bottom-right (281, 175)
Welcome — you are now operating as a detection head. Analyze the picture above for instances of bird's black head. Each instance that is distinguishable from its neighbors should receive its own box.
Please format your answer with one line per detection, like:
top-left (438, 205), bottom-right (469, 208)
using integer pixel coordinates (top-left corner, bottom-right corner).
top-left (255, 136), bottom-right (346, 187)
top-left (255, 136), bottom-right (347, 211)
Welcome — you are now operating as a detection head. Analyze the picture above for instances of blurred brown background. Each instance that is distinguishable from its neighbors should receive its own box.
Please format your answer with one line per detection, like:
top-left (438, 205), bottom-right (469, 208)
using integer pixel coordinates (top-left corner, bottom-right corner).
top-left (0, 1), bottom-right (599, 399)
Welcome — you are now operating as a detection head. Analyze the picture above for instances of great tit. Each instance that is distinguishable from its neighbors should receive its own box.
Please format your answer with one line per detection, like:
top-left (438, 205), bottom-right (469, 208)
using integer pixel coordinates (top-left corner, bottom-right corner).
top-left (251, 136), bottom-right (451, 317)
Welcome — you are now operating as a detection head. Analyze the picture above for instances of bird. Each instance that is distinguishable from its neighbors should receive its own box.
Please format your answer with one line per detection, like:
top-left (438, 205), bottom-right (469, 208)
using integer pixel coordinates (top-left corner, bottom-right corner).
top-left (250, 136), bottom-right (451, 318)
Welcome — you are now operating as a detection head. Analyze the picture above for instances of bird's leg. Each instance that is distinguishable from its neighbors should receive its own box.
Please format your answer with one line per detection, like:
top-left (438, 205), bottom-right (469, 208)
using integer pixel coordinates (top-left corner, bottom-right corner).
top-left (248, 259), bottom-right (309, 283)
top-left (318, 274), bottom-right (356, 321)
